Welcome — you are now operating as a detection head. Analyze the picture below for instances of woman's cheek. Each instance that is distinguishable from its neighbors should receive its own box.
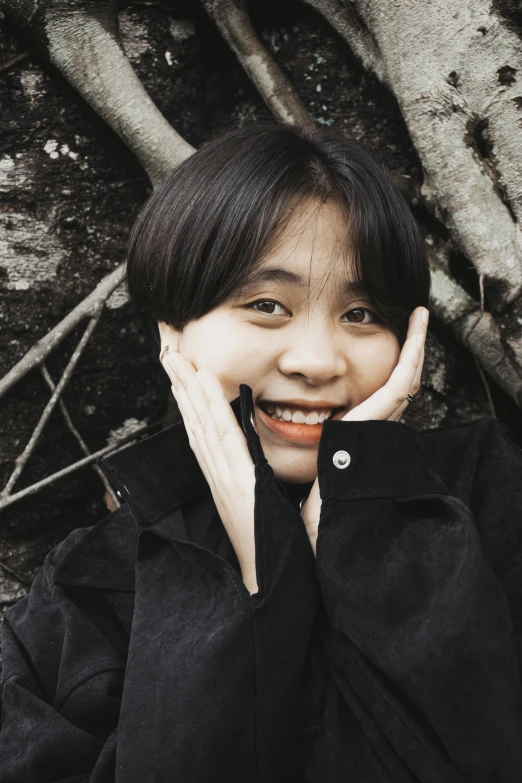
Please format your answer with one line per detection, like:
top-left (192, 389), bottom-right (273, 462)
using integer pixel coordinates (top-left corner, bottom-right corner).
top-left (201, 365), bottom-right (242, 403)
top-left (184, 347), bottom-right (253, 402)
top-left (354, 337), bottom-right (400, 394)
top-left (179, 343), bottom-right (228, 382)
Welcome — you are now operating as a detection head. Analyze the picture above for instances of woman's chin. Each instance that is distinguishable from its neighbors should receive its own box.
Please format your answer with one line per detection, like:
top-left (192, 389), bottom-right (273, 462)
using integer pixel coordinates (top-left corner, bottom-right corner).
top-left (269, 455), bottom-right (318, 484)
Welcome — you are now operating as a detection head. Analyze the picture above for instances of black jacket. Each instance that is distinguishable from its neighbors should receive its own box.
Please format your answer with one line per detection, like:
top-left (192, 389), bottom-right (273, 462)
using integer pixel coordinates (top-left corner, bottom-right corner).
top-left (1, 384), bottom-right (521, 782)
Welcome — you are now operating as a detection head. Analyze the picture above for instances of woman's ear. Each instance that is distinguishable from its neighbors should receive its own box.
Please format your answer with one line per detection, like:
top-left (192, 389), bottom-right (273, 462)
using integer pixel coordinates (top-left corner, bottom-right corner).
top-left (157, 320), bottom-right (181, 354)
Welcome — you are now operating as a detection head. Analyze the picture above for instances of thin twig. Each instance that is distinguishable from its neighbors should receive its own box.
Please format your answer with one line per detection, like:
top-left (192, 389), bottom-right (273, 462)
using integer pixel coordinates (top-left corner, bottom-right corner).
top-left (0, 422), bottom-right (151, 513)
top-left (0, 264), bottom-right (125, 401)
top-left (474, 273), bottom-right (496, 416)
top-left (2, 309), bottom-right (103, 497)
top-left (40, 363), bottom-right (120, 510)
top-left (0, 50), bottom-right (29, 75)
top-left (0, 559), bottom-right (31, 587)
top-left (475, 355), bottom-right (497, 418)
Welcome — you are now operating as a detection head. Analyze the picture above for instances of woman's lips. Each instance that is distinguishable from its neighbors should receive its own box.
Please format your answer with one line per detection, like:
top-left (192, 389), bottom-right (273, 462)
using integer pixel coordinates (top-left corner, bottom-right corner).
top-left (255, 403), bottom-right (326, 445)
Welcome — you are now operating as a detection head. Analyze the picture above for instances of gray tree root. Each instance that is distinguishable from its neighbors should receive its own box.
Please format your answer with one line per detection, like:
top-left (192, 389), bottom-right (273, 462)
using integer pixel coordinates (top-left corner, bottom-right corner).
top-left (202, 0), bottom-right (312, 127)
top-left (430, 250), bottom-right (522, 407)
top-left (306, 0), bottom-right (522, 310)
top-left (2, 0), bottom-right (194, 186)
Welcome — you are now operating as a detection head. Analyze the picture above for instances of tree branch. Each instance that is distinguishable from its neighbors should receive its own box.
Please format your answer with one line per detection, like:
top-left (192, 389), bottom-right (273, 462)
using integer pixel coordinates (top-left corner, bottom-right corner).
top-left (2, 309), bottom-right (103, 498)
top-left (0, 263), bottom-right (125, 401)
top-left (0, 422), bottom-right (151, 513)
top-left (40, 363), bottom-right (120, 509)
top-left (429, 248), bottom-right (522, 407)
top-left (2, 1), bottom-right (194, 186)
top-left (302, 0), bottom-right (386, 83)
top-left (0, 50), bottom-right (29, 75)
top-left (0, 559), bottom-right (31, 588)
top-left (202, 0), bottom-right (312, 127)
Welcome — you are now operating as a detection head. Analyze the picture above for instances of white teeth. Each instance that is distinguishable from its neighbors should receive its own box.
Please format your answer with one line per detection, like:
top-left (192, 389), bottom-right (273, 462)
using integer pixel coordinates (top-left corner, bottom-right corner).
top-left (263, 404), bottom-right (334, 424)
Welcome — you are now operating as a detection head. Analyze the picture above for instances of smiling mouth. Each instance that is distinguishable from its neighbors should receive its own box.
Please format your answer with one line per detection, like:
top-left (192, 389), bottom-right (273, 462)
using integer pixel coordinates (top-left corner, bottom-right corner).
top-left (258, 401), bottom-right (344, 424)
top-left (255, 401), bottom-right (346, 445)
top-left (256, 400), bottom-right (348, 426)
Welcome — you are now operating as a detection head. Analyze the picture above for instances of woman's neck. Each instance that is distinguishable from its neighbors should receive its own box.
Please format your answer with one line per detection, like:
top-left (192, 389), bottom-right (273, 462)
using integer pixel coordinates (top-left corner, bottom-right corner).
top-left (277, 478), bottom-right (315, 512)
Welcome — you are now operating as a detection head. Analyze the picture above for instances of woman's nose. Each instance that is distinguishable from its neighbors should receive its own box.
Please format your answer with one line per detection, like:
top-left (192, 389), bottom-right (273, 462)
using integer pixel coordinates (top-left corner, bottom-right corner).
top-left (278, 326), bottom-right (347, 383)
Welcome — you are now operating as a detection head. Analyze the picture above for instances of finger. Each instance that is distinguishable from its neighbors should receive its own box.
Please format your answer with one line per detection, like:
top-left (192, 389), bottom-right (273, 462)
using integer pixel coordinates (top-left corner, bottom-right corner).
top-left (410, 337), bottom-right (425, 396)
top-left (169, 376), bottom-right (217, 484)
top-left (167, 355), bottom-right (249, 487)
top-left (343, 308), bottom-right (428, 422)
top-left (196, 368), bottom-right (254, 476)
top-left (371, 317), bottom-right (425, 417)
top-left (388, 342), bottom-right (425, 421)
top-left (165, 354), bottom-right (220, 482)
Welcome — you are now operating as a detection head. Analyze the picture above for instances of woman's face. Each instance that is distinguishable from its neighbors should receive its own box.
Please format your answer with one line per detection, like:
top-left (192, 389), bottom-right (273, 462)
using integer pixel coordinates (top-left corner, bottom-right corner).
top-left (159, 198), bottom-right (401, 483)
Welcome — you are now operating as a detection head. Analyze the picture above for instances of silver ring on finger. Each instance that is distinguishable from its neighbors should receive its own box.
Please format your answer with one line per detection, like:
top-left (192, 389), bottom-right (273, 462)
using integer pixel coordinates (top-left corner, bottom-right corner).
top-left (406, 393), bottom-right (415, 403)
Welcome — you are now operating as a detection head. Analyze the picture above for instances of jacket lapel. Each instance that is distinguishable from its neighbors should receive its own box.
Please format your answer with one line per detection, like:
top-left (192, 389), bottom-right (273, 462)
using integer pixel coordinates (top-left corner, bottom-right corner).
top-left (52, 387), bottom-right (260, 592)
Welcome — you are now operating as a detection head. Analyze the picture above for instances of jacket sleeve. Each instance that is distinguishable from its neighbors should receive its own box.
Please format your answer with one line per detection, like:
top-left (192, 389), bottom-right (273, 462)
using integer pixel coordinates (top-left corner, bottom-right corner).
top-left (0, 536), bottom-right (124, 783)
top-left (314, 417), bottom-right (522, 783)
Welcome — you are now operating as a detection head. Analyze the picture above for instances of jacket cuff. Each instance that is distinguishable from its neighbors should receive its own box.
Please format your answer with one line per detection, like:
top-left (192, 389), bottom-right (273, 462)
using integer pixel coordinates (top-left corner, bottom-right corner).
top-left (317, 419), bottom-right (449, 500)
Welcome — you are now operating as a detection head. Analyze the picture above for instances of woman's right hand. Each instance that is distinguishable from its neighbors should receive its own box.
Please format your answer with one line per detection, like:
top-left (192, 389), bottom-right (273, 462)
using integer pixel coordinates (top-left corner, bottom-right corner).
top-left (161, 351), bottom-right (258, 595)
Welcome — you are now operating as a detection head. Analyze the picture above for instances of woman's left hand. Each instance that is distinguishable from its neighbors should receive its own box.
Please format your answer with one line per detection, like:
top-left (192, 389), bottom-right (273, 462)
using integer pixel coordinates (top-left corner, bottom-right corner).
top-left (300, 306), bottom-right (429, 556)
top-left (161, 352), bottom-right (258, 595)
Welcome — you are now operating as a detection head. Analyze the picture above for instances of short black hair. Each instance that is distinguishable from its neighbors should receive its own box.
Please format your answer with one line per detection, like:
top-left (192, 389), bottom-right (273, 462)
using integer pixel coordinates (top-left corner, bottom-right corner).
top-left (126, 119), bottom-right (429, 348)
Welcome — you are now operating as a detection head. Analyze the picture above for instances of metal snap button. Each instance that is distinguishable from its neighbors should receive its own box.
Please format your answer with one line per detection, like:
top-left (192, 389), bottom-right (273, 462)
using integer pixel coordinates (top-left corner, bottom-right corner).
top-left (333, 450), bottom-right (351, 469)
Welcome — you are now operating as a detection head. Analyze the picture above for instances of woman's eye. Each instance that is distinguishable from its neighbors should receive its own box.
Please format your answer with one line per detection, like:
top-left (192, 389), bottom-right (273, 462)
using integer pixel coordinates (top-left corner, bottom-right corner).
top-left (247, 300), bottom-right (288, 316)
top-left (341, 307), bottom-right (378, 324)
top-left (245, 302), bottom-right (378, 322)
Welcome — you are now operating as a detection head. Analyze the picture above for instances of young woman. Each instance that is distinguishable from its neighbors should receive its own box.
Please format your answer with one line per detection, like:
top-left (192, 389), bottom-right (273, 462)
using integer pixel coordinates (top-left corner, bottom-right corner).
top-left (1, 120), bottom-right (521, 782)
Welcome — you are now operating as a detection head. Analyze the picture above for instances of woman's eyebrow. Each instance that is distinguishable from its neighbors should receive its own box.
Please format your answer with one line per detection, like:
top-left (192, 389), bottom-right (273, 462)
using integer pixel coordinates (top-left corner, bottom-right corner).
top-left (239, 267), bottom-right (368, 296)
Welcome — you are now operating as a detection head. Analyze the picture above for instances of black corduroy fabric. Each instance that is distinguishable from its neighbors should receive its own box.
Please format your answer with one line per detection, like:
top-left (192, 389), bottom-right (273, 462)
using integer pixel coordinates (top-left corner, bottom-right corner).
top-left (1, 386), bottom-right (521, 781)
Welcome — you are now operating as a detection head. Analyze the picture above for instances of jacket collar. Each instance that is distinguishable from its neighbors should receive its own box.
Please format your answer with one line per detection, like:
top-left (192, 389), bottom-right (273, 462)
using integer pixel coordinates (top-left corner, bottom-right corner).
top-left (96, 384), bottom-right (264, 529)
top-left (53, 385), bottom-right (263, 592)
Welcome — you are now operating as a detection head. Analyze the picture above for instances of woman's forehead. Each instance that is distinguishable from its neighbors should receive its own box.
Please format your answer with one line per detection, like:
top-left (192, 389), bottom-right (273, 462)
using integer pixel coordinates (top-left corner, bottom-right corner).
top-left (233, 198), bottom-right (365, 302)
top-left (264, 198), bottom-right (353, 270)
top-left (275, 197), bottom-right (351, 250)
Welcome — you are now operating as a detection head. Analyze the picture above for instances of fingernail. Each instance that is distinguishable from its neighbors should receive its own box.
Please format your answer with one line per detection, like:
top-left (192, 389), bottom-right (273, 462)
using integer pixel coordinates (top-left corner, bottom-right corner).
top-left (421, 308), bottom-right (429, 325)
